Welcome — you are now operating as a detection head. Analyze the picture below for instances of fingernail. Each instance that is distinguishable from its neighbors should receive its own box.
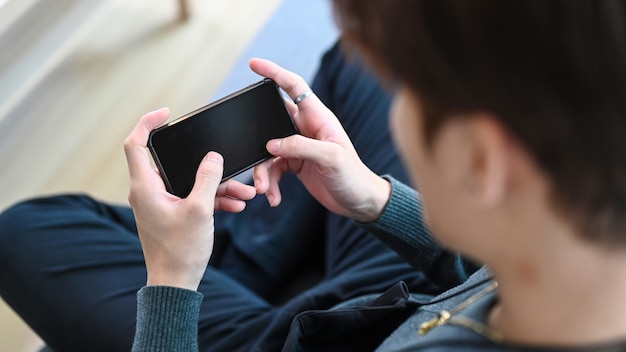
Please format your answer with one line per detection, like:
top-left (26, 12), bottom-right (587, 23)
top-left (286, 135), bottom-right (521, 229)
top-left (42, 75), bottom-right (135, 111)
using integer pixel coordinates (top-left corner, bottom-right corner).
top-left (267, 139), bottom-right (281, 154)
top-left (206, 152), bottom-right (223, 163)
top-left (155, 107), bottom-right (170, 114)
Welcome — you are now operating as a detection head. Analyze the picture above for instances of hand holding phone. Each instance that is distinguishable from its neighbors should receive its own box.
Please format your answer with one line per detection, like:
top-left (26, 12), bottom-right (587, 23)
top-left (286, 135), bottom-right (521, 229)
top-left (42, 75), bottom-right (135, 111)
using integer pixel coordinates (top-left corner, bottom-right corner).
top-left (148, 79), bottom-right (298, 198)
top-left (125, 108), bottom-right (256, 291)
top-left (249, 58), bottom-right (392, 223)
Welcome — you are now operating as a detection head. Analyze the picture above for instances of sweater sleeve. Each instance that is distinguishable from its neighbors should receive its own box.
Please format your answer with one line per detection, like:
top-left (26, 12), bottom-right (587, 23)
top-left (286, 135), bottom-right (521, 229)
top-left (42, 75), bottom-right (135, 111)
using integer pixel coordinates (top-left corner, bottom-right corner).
top-left (132, 286), bottom-right (203, 352)
top-left (360, 176), bottom-right (480, 289)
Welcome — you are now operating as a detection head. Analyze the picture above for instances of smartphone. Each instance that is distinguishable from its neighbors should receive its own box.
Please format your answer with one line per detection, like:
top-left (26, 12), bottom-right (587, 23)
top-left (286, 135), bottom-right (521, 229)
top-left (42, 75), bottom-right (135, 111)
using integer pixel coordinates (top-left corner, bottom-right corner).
top-left (148, 78), bottom-right (298, 198)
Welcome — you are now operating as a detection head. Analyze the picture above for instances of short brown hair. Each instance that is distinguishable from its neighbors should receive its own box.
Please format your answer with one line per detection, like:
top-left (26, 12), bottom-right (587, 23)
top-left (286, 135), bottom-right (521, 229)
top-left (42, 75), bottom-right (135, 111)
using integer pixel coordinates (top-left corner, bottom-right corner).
top-left (333, 0), bottom-right (626, 246)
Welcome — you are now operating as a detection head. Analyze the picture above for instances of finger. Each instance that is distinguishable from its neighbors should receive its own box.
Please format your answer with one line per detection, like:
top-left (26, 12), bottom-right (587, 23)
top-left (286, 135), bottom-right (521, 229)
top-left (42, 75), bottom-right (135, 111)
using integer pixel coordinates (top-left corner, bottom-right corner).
top-left (124, 107), bottom-right (170, 180)
top-left (215, 196), bottom-right (247, 213)
top-left (187, 151), bottom-right (224, 203)
top-left (283, 96), bottom-right (298, 117)
top-left (253, 159), bottom-right (272, 194)
top-left (266, 134), bottom-right (344, 170)
top-left (249, 58), bottom-right (320, 110)
top-left (216, 179), bottom-right (256, 200)
top-left (266, 158), bottom-right (288, 207)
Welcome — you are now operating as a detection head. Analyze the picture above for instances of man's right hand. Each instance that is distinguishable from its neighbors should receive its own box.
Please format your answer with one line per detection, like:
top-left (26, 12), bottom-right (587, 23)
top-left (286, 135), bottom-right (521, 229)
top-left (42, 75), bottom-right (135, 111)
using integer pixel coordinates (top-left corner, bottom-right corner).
top-left (250, 58), bottom-right (391, 223)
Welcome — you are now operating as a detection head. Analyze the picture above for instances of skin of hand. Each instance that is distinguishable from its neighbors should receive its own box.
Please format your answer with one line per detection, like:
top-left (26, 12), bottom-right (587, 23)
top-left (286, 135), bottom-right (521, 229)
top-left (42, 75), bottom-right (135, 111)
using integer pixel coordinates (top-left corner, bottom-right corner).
top-left (250, 58), bottom-right (391, 223)
top-left (124, 107), bottom-right (257, 291)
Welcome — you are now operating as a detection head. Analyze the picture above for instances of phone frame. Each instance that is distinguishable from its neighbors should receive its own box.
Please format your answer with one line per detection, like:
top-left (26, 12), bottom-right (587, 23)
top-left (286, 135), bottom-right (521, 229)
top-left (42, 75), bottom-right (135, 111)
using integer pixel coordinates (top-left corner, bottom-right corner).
top-left (147, 78), bottom-right (298, 197)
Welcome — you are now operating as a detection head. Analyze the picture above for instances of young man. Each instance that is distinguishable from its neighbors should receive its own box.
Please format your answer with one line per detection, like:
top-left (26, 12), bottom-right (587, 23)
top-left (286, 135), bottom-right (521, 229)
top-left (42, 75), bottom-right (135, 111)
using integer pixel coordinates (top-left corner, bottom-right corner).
top-left (128, 0), bottom-right (626, 351)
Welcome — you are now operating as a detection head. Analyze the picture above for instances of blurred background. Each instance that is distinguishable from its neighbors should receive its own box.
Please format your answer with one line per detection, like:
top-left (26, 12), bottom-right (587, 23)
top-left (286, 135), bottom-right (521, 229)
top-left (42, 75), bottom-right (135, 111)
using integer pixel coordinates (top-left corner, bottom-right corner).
top-left (0, 0), bottom-right (337, 349)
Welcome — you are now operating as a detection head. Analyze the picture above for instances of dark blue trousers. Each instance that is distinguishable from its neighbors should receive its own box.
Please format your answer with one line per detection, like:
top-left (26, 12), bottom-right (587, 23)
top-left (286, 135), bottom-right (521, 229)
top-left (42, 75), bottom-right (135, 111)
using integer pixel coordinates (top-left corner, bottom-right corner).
top-left (0, 42), bottom-right (438, 352)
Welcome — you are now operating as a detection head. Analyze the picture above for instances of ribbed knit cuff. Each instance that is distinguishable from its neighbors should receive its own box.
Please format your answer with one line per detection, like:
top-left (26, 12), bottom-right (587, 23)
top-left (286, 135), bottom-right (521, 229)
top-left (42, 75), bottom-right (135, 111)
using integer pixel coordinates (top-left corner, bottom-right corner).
top-left (359, 176), bottom-right (442, 263)
top-left (132, 286), bottom-right (203, 352)
top-left (360, 176), bottom-right (431, 247)
top-left (360, 176), bottom-right (479, 287)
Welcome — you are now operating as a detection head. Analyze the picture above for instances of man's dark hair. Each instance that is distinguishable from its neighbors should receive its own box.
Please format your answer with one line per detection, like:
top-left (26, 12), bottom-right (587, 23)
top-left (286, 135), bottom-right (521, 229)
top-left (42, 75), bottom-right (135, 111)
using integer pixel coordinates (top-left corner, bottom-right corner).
top-left (333, 0), bottom-right (626, 246)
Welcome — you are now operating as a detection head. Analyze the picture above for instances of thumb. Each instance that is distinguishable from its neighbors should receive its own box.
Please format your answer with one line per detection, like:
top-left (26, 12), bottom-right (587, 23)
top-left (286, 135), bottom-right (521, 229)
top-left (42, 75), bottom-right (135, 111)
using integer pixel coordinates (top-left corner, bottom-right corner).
top-left (188, 151), bottom-right (224, 201)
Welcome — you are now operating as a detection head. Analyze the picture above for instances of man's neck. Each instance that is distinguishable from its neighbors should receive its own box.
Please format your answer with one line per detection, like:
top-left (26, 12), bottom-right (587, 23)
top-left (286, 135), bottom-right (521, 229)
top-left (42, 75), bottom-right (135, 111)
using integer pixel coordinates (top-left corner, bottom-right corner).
top-left (487, 233), bottom-right (626, 347)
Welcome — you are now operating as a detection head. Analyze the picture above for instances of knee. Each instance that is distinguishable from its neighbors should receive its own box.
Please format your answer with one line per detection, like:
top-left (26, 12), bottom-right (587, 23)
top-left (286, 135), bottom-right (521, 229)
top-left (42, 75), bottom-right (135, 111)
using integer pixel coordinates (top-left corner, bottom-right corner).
top-left (0, 194), bottom-right (94, 248)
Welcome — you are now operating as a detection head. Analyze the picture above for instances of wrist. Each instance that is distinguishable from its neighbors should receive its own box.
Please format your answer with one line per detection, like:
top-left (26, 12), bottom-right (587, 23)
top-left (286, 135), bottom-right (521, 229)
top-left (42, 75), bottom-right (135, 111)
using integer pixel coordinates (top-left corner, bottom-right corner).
top-left (147, 275), bottom-right (201, 292)
top-left (146, 265), bottom-right (205, 291)
top-left (352, 174), bottom-right (392, 223)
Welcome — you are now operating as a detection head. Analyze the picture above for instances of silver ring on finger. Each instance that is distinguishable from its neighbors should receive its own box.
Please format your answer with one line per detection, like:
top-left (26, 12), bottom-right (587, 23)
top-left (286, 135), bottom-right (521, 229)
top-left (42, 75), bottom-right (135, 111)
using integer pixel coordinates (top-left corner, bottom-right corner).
top-left (293, 89), bottom-right (313, 105)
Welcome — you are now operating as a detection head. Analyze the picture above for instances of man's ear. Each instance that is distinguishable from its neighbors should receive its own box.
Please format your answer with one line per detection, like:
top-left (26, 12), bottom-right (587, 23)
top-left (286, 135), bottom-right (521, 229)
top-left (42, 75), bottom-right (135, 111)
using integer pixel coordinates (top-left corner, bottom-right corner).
top-left (466, 115), bottom-right (511, 206)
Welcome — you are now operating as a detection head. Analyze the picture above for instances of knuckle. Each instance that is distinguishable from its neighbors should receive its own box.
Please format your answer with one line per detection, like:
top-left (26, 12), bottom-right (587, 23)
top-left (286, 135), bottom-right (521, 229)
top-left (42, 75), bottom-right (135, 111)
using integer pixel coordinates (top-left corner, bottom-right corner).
top-left (197, 163), bottom-right (222, 181)
top-left (123, 137), bottom-right (133, 152)
top-left (123, 135), bottom-right (143, 154)
top-left (284, 79), bottom-right (298, 94)
top-left (287, 135), bottom-right (305, 153)
top-left (127, 187), bottom-right (142, 208)
top-left (285, 76), bottom-right (307, 96)
top-left (217, 180), bottom-right (232, 195)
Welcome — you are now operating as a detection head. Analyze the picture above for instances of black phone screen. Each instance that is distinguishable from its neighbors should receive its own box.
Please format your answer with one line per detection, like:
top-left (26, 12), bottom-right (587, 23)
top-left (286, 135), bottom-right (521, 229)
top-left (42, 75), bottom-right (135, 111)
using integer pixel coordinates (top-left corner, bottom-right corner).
top-left (148, 79), bottom-right (298, 198)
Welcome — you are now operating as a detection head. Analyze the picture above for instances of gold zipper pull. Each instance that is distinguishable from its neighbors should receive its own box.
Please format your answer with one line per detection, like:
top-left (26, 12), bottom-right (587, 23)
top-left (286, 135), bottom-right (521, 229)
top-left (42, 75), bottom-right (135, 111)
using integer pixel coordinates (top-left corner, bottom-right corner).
top-left (418, 310), bottom-right (451, 335)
